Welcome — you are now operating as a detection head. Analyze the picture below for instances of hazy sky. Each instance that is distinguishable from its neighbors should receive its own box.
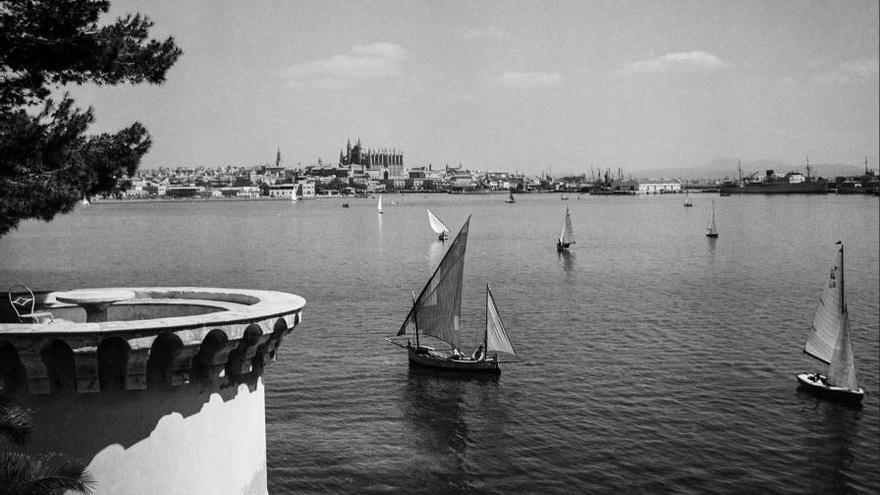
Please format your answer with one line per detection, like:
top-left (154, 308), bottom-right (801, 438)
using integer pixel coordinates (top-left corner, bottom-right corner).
top-left (69, 0), bottom-right (879, 173)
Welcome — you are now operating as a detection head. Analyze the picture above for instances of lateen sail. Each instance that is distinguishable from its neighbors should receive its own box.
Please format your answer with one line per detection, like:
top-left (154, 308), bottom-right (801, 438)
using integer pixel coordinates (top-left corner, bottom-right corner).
top-left (485, 285), bottom-right (517, 357)
top-left (427, 209), bottom-right (450, 236)
top-left (398, 217), bottom-right (470, 350)
top-left (559, 207), bottom-right (574, 246)
top-left (804, 245), bottom-right (859, 391)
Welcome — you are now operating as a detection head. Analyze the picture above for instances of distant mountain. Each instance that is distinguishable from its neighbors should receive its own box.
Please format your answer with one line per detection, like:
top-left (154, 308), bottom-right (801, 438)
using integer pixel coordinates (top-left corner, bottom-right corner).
top-left (632, 159), bottom-right (867, 180)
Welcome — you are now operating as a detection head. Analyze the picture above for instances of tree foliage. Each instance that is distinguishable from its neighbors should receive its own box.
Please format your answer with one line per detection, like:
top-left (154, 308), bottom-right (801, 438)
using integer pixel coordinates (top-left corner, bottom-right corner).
top-left (0, 398), bottom-right (94, 495)
top-left (0, 0), bottom-right (182, 236)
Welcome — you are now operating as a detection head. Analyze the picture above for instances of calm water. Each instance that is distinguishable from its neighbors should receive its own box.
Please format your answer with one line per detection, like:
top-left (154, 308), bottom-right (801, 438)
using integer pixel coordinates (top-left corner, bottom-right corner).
top-left (1, 193), bottom-right (878, 494)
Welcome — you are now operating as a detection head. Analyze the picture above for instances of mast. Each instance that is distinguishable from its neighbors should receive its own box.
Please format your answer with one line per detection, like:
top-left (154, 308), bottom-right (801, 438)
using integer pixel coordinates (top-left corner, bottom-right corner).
top-left (412, 290), bottom-right (420, 348)
top-left (484, 284), bottom-right (490, 357)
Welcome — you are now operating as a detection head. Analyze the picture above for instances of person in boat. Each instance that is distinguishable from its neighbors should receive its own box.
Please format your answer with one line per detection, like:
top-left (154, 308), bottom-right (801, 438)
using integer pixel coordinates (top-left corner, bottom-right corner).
top-left (472, 344), bottom-right (484, 361)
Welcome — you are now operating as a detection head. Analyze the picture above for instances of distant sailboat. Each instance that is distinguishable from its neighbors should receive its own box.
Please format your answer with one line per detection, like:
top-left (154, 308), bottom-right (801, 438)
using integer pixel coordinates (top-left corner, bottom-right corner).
top-left (390, 217), bottom-right (518, 373)
top-left (797, 242), bottom-right (863, 404)
top-left (556, 207), bottom-right (575, 252)
top-left (427, 209), bottom-right (450, 241)
top-left (683, 190), bottom-right (693, 207)
top-left (560, 192), bottom-right (569, 200)
top-left (378, 194), bottom-right (383, 214)
top-left (81, 195), bottom-right (90, 207)
top-left (705, 200), bottom-right (718, 238)
top-left (506, 190), bottom-right (515, 203)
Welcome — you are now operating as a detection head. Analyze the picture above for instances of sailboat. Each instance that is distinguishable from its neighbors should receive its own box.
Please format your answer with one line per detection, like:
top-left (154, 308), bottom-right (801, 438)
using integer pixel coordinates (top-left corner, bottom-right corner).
top-left (506, 189), bottom-right (515, 203)
top-left (81, 195), bottom-right (90, 207)
top-left (705, 200), bottom-right (718, 238)
top-left (427, 209), bottom-right (450, 241)
top-left (797, 242), bottom-right (863, 404)
top-left (556, 207), bottom-right (575, 252)
top-left (683, 190), bottom-right (693, 207)
top-left (390, 217), bottom-right (518, 373)
top-left (377, 194), bottom-right (383, 214)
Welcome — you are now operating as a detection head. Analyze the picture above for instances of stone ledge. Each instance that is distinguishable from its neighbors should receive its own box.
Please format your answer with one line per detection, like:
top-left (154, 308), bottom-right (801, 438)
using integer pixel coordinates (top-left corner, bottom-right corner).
top-left (0, 287), bottom-right (306, 394)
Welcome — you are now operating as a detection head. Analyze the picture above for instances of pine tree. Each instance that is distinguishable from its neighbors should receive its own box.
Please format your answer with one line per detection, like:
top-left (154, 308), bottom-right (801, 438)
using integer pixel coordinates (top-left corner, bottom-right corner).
top-left (0, 0), bottom-right (182, 236)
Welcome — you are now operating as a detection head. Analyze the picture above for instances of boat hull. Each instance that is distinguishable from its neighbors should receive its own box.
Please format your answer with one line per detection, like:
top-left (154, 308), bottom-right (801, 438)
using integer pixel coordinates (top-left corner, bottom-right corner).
top-left (720, 181), bottom-right (828, 194)
top-left (408, 346), bottom-right (501, 373)
top-left (796, 373), bottom-right (864, 405)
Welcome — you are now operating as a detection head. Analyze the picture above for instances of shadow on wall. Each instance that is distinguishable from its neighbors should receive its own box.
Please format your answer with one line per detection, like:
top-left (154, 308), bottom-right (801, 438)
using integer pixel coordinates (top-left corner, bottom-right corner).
top-left (2, 368), bottom-right (262, 461)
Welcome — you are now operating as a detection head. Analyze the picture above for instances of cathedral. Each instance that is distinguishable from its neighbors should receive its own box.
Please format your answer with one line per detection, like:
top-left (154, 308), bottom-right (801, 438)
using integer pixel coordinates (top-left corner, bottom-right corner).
top-left (339, 138), bottom-right (404, 171)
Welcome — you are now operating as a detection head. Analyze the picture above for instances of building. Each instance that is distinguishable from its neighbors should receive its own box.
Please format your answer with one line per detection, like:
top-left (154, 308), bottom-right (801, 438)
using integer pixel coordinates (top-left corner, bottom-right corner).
top-left (338, 138), bottom-right (404, 179)
top-left (639, 180), bottom-right (681, 194)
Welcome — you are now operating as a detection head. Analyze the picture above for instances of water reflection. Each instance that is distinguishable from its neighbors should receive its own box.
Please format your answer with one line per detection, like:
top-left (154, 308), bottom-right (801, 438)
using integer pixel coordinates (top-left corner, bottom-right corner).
top-left (427, 240), bottom-right (445, 266)
top-left (402, 367), bottom-right (499, 493)
top-left (559, 250), bottom-right (574, 273)
top-left (804, 402), bottom-right (862, 494)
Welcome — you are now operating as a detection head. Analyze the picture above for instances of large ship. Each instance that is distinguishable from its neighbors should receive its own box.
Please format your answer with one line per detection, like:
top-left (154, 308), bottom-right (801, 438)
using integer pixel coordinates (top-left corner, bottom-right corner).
top-left (720, 160), bottom-right (828, 195)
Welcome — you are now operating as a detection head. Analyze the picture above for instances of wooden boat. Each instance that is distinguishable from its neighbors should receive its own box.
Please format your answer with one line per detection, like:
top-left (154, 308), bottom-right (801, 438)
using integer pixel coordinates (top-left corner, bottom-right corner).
top-left (797, 242), bottom-right (863, 404)
top-left (705, 200), bottom-right (718, 238)
top-left (427, 208), bottom-right (450, 241)
top-left (377, 194), bottom-right (383, 214)
top-left (505, 190), bottom-right (515, 203)
top-left (391, 217), bottom-right (519, 373)
top-left (556, 207), bottom-right (575, 252)
top-left (683, 190), bottom-right (693, 207)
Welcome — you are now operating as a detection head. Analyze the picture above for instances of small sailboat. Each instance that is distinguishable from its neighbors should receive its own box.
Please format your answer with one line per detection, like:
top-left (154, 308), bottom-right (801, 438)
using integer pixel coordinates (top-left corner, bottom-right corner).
top-left (81, 195), bottom-right (90, 207)
top-left (560, 192), bottom-right (569, 200)
top-left (797, 242), bottom-right (863, 404)
top-left (705, 200), bottom-right (718, 238)
top-left (390, 217), bottom-right (518, 373)
top-left (377, 194), bottom-right (383, 214)
top-left (683, 190), bottom-right (693, 207)
top-left (427, 208), bottom-right (450, 241)
top-left (556, 207), bottom-right (575, 252)
top-left (505, 190), bottom-right (515, 203)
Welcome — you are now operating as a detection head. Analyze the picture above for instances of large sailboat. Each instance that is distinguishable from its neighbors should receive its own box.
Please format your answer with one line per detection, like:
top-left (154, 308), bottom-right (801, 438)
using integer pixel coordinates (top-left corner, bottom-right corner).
top-left (556, 207), bottom-right (575, 252)
top-left (797, 242), bottom-right (863, 404)
top-left (706, 200), bottom-right (718, 238)
top-left (391, 217), bottom-right (518, 373)
top-left (427, 209), bottom-right (450, 241)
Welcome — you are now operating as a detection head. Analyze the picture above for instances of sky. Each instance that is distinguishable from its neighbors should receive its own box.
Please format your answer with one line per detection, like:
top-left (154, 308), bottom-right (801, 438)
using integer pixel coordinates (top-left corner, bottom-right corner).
top-left (69, 0), bottom-right (880, 174)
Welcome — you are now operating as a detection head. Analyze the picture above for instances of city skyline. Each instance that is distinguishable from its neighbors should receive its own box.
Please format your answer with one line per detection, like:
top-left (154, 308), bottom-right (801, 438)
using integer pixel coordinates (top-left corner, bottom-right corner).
top-left (67, 0), bottom-right (879, 173)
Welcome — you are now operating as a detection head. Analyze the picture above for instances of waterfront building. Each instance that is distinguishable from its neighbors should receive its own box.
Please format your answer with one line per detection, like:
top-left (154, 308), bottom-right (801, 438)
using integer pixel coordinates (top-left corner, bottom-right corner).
top-left (639, 179), bottom-right (682, 194)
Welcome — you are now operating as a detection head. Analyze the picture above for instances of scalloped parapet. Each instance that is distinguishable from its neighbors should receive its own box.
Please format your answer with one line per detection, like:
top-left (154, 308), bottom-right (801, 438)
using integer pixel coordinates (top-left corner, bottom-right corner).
top-left (0, 287), bottom-right (306, 394)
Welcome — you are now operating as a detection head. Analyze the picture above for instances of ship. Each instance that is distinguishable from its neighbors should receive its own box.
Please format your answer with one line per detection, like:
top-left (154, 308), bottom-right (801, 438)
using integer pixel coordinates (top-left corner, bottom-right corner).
top-left (719, 159), bottom-right (828, 195)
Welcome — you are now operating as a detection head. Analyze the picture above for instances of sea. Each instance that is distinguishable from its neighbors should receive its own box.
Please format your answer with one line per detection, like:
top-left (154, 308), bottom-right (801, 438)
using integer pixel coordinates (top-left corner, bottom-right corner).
top-left (1, 192), bottom-right (878, 494)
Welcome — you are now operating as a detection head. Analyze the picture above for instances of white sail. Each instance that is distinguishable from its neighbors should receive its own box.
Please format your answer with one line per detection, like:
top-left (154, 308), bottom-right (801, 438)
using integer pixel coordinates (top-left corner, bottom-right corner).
top-left (805, 244), bottom-right (859, 390)
top-left (427, 209), bottom-right (449, 236)
top-left (706, 201), bottom-right (717, 236)
top-left (559, 207), bottom-right (574, 246)
top-left (485, 285), bottom-right (517, 357)
top-left (378, 195), bottom-right (383, 213)
top-left (804, 267), bottom-right (842, 364)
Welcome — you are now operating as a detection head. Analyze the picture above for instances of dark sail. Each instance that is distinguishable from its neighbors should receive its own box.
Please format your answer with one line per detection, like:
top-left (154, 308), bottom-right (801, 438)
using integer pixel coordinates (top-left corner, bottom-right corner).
top-left (398, 216), bottom-right (470, 350)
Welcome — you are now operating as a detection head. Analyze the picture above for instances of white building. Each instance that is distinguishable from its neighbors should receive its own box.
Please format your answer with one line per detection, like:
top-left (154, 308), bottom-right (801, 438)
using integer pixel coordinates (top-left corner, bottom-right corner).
top-left (638, 180), bottom-right (682, 194)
